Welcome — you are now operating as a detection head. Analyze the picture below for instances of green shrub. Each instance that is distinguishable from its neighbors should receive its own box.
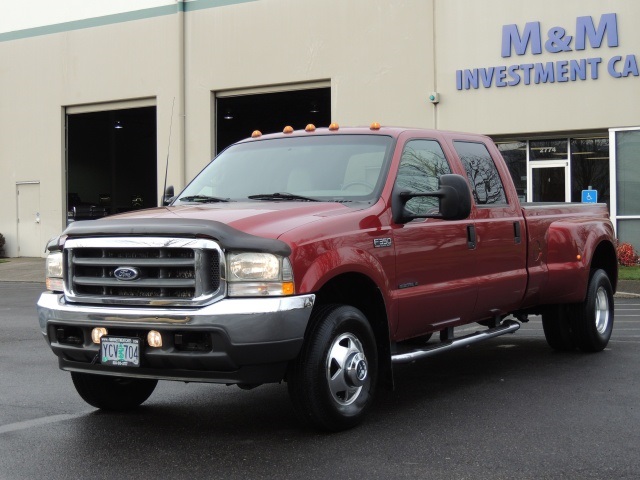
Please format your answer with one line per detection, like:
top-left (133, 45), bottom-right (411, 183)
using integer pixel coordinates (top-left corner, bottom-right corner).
top-left (0, 233), bottom-right (5, 257)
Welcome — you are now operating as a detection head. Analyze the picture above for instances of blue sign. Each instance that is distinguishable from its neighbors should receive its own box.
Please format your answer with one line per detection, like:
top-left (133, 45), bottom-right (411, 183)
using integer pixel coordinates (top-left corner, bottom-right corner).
top-left (582, 189), bottom-right (598, 203)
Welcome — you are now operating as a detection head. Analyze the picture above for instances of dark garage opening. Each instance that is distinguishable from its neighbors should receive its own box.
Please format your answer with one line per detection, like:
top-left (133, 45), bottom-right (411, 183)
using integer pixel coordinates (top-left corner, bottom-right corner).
top-left (66, 106), bottom-right (157, 223)
top-left (216, 87), bottom-right (331, 153)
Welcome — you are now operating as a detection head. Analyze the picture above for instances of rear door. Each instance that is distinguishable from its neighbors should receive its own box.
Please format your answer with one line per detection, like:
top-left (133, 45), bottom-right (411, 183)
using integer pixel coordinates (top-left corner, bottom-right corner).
top-left (450, 138), bottom-right (527, 321)
top-left (392, 135), bottom-right (478, 340)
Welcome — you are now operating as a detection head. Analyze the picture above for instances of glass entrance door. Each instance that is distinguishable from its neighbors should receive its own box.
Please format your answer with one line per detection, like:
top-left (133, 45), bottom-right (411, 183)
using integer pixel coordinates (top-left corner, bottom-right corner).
top-left (532, 164), bottom-right (568, 202)
top-left (528, 139), bottom-right (571, 203)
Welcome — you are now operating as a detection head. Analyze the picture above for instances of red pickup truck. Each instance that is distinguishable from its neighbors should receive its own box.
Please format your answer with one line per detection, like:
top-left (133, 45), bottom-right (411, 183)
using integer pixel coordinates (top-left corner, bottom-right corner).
top-left (38, 125), bottom-right (617, 431)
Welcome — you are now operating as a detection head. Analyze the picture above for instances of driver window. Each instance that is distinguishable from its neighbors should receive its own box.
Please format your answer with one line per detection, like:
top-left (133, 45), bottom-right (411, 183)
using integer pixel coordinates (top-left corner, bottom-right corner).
top-left (396, 140), bottom-right (452, 216)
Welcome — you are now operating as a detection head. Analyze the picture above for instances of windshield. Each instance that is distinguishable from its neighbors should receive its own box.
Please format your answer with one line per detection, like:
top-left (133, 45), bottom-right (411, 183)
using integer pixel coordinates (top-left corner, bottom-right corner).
top-left (175, 135), bottom-right (394, 204)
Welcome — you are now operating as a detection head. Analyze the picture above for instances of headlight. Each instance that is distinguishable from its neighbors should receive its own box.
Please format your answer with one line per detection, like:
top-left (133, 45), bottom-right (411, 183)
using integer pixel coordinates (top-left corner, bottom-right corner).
top-left (45, 251), bottom-right (64, 292)
top-left (227, 252), bottom-right (294, 297)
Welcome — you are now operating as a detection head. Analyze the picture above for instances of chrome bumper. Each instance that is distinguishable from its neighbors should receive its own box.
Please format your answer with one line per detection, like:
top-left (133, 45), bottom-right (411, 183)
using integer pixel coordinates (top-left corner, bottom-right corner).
top-left (37, 292), bottom-right (315, 383)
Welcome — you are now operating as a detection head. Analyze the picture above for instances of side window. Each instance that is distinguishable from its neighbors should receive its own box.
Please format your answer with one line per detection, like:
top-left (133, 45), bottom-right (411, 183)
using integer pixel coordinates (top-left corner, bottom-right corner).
top-left (396, 139), bottom-right (452, 216)
top-left (454, 141), bottom-right (507, 205)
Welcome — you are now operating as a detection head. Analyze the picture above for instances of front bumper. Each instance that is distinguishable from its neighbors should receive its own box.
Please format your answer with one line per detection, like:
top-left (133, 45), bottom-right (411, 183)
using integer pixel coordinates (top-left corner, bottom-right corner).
top-left (37, 292), bottom-right (315, 384)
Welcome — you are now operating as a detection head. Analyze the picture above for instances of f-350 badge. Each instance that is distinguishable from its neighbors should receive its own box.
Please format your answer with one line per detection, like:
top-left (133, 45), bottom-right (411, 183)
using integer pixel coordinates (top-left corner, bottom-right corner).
top-left (373, 238), bottom-right (392, 248)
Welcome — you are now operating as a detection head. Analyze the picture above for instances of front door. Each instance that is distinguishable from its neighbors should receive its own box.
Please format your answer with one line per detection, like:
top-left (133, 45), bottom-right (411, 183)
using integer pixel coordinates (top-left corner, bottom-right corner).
top-left (392, 137), bottom-right (478, 340)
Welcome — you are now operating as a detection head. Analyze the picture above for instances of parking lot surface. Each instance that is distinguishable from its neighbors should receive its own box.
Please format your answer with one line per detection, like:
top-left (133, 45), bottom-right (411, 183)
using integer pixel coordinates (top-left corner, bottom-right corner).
top-left (1, 282), bottom-right (639, 479)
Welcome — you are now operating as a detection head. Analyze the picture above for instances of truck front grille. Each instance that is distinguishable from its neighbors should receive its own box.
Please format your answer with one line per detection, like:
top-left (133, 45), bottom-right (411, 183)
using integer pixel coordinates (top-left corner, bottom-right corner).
top-left (63, 237), bottom-right (225, 306)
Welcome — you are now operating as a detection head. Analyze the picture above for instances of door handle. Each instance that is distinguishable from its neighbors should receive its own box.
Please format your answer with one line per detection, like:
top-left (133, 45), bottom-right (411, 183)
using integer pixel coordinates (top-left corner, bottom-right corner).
top-left (513, 221), bottom-right (521, 244)
top-left (467, 225), bottom-right (476, 250)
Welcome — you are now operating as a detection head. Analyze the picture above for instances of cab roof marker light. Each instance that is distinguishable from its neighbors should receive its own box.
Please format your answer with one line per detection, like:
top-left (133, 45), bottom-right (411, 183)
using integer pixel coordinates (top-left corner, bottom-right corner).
top-left (251, 130), bottom-right (262, 138)
top-left (305, 124), bottom-right (316, 132)
top-left (283, 126), bottom-right (294, 134)
top-left (329, 123), bottom-right (339, 131)
top-left (370, 122), bottom-right (381, 130)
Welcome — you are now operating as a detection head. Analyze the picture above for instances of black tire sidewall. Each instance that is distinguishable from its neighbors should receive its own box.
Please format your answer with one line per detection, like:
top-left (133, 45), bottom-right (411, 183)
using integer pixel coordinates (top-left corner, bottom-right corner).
top-left (571, 269), bottom-right (614, 352)
top-left (541, 304), bottom-right (575, 351)
top-left (71, 372), bottom-right (157, 410)
top-left (289, 304), bottom-right (378, 430)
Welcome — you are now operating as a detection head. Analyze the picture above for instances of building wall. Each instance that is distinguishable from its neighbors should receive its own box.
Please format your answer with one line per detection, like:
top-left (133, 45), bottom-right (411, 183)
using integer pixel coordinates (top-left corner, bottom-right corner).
top-left (0, 7), bottom-right (184, 257)
top-left (435, 0), bottom-right (640, 134)
top-left (0, 0), bottom-right (638, 257)
top-left (184, 0), bottom-right (436, 180)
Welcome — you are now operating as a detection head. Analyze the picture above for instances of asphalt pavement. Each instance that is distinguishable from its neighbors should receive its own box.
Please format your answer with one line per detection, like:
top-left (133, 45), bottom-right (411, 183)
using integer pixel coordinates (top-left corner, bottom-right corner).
top-left (2, 256), bottom-right (639, 297)
top-left (2, 281), bottom-right (639, 479)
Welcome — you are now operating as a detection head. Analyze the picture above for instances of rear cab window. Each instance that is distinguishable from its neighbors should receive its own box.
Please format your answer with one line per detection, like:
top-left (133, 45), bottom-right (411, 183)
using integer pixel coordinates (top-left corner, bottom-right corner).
top-left (453, 141), bottom-right (508, 206)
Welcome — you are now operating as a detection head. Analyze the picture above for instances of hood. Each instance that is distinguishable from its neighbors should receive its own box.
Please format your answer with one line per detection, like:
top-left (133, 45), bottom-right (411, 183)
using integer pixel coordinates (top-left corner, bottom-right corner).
top-left (101, 201), bottom-right (358, 240)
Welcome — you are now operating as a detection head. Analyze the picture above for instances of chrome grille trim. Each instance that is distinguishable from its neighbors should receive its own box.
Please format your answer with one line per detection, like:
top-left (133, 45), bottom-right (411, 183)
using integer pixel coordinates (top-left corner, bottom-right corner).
top-left (63, 237), bottom-right (226, 307)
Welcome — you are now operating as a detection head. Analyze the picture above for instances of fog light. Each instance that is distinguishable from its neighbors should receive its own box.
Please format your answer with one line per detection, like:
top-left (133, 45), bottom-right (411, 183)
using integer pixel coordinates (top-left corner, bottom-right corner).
top-left (91, 327), bottom-right (108, 344)
top-left (147, 330), bottom-right (162, 348)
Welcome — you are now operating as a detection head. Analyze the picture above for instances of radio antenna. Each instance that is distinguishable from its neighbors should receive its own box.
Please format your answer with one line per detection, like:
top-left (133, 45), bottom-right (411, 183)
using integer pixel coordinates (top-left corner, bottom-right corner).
top-left (162, 97), bottom-right (176, 205)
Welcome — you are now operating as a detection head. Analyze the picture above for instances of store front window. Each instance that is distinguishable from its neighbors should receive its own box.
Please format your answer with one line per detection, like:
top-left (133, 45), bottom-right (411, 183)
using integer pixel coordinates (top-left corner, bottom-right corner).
top-left (570, 137), bottom-right (610, 205)
top-left (529, 139), bottom-right (568, 161)
top-left (495, 135), bottom-right (610, 206)
top-left (614, 129), bottom-right (640, 250)
top-left (497, 142), bottom-right (526, 202)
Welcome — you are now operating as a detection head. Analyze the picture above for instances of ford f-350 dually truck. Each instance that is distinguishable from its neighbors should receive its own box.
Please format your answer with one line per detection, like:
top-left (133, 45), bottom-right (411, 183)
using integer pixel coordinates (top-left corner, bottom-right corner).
top-left (38, 124), bottom-right (617, 431)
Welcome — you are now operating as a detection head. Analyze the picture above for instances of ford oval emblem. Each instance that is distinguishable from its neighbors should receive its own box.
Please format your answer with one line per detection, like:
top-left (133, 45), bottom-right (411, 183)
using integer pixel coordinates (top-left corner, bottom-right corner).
top-left (114, 266), bottom-right (140, 281)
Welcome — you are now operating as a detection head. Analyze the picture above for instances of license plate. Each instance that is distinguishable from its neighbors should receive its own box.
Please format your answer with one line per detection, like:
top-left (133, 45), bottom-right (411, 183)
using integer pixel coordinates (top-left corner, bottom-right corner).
top-left (100, 336), bottom-right (140, 367)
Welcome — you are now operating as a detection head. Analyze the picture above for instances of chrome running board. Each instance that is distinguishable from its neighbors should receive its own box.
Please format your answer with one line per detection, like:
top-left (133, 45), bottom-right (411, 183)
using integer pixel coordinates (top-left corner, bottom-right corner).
top-left (391, 319), bottom-right (521, 364)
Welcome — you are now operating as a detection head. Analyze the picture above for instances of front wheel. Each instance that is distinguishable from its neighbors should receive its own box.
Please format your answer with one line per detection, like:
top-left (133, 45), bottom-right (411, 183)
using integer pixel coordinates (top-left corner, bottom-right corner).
top-left (287, 305), bottom-right (378, 431)
top-left (71, 372), bottom-right (158, 411)
top-left (568, 269), bottom-right (614, 352)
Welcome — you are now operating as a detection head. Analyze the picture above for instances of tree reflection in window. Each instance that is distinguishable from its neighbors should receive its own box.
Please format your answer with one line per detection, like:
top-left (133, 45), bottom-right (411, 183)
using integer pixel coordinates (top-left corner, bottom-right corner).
top-left (396, 140), bottom-right (451, 216)
top-left (454, 141), bottom-right (507, 205)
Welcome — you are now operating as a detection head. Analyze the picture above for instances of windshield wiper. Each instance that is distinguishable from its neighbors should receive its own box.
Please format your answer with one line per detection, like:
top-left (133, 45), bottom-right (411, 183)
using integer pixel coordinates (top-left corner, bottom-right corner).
top-left (178, 195), bottom-right (231, 203)
top-left (247, 192), bottom-right (320, 202)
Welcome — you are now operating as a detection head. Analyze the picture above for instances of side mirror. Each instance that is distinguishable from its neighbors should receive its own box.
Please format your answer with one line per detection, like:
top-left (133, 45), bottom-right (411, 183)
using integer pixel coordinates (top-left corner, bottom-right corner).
top-left (392, 174), bottom-right (472, 224)
top-left (162, 185), bottom-right (175, 206)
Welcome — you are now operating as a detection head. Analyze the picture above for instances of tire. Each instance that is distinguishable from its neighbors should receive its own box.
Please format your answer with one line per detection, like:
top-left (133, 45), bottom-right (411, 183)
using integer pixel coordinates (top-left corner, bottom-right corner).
top-left (541, 304), bottom-right (575, 351)
top-left (71, 372), bottom-right (157, 411)
top-left (568, 269), bottom-right (614, 352)
top-left (287, 304), bottom-right (378, 431)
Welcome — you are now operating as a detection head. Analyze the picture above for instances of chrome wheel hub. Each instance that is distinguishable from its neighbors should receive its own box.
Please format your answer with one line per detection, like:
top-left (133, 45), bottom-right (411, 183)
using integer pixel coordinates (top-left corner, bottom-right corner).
top-left (326, 333), bottom-right (367, 406)
top-left (594, 286), bottom-right (610, 334)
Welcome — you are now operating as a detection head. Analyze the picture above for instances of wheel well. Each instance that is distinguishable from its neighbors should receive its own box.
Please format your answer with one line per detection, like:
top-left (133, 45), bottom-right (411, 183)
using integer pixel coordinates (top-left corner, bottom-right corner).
top-left (591, 240), bottom-right (618, 292)
top-left (314, 273), bottom-right (393, 390)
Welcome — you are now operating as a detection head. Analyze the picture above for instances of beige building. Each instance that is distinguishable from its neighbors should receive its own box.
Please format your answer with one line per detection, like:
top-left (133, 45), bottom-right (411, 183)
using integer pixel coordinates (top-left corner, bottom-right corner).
top-left (1, 0), bottom-right (639, 257)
